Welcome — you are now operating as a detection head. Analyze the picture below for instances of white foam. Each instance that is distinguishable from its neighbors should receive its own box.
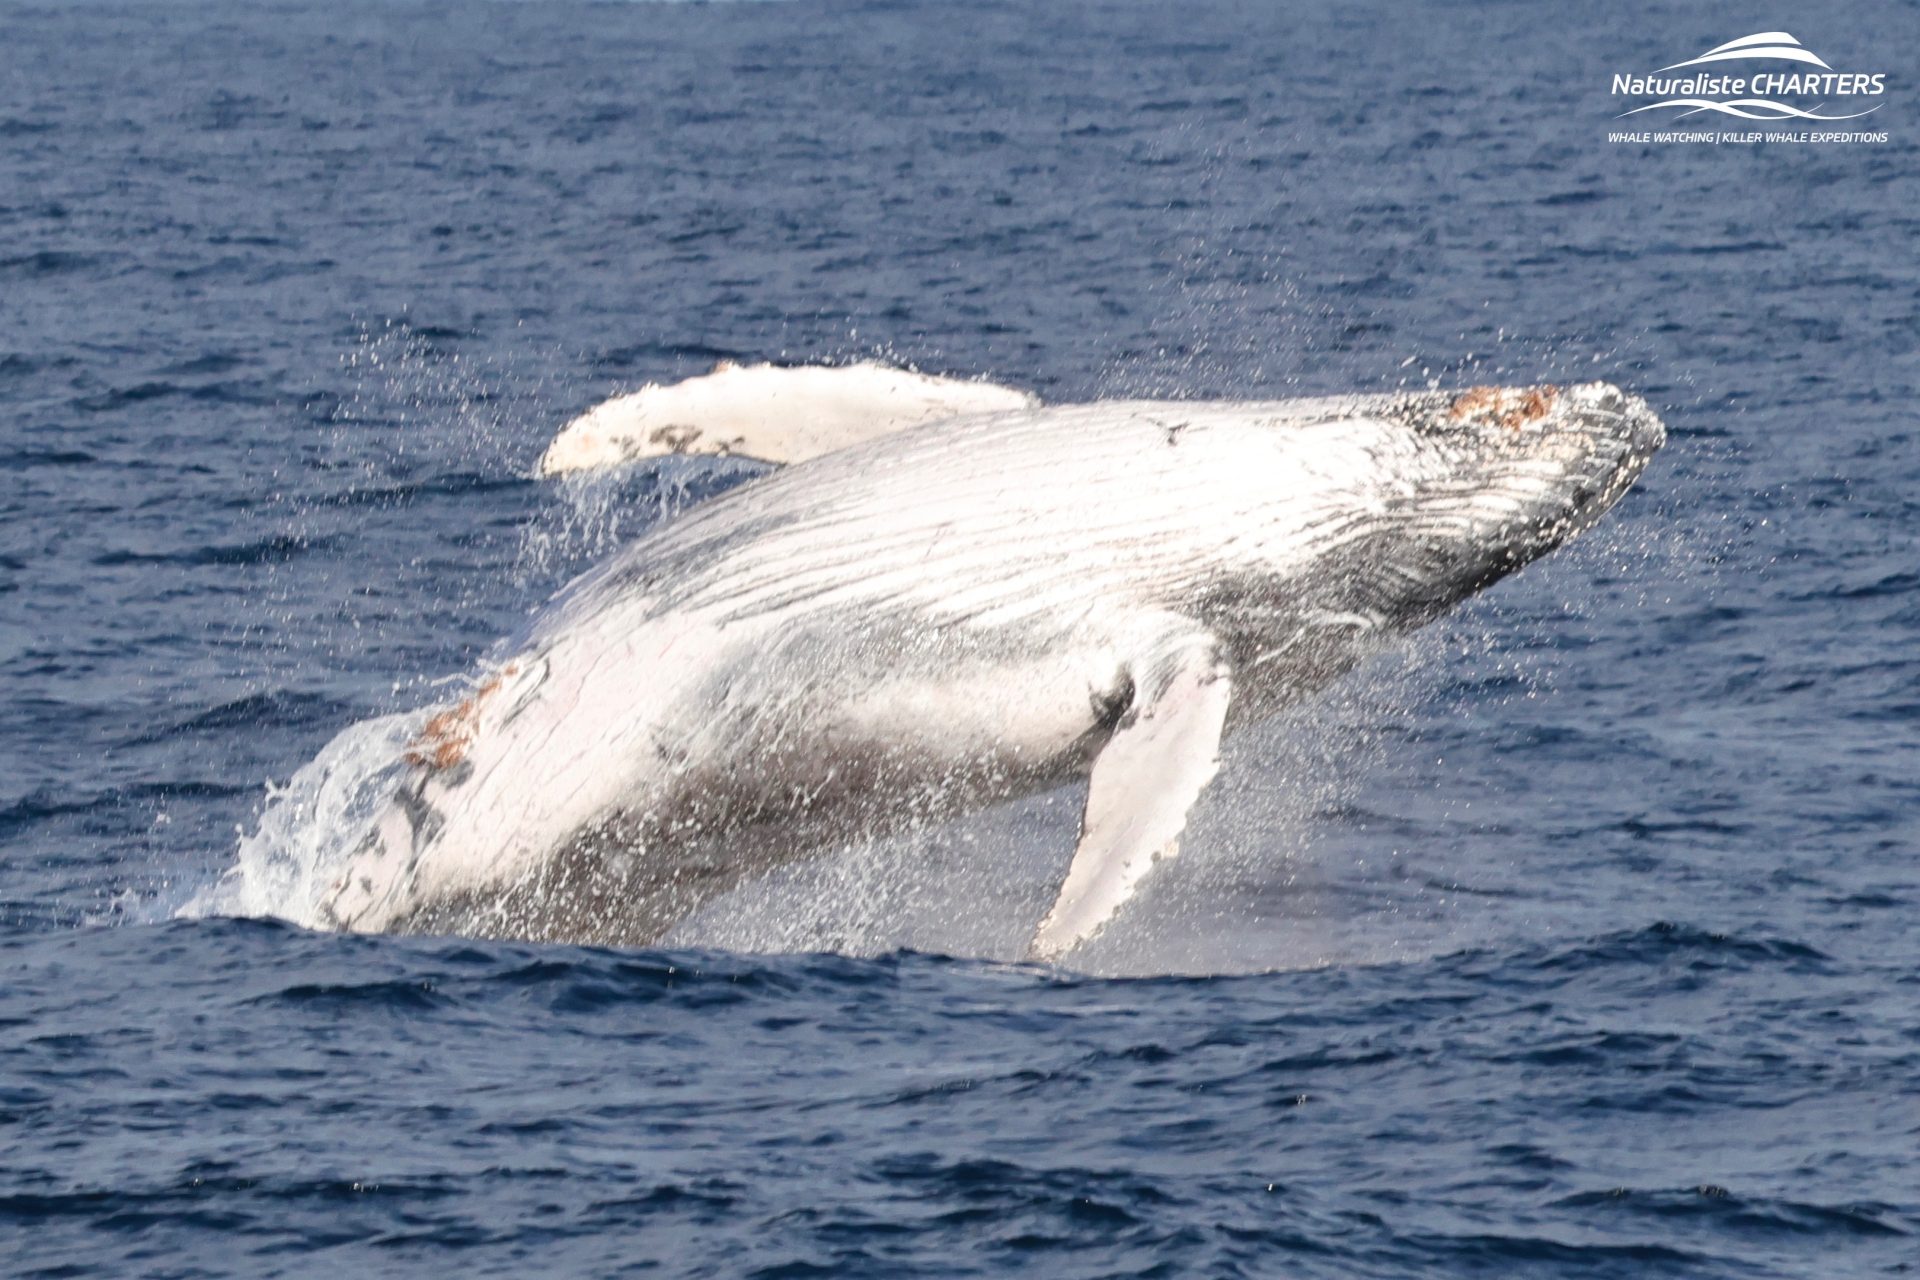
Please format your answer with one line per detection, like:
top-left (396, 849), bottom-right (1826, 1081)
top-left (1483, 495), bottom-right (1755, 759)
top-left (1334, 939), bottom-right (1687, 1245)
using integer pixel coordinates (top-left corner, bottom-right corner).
top-left (535, 360), bottom-right (1038, 475)
top-left (183, 708), bottom-right (432, 928)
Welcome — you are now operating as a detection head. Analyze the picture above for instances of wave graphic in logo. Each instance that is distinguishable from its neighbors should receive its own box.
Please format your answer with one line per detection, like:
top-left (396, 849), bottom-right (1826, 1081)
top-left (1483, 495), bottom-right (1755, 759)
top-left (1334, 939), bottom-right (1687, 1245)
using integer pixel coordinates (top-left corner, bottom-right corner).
top-left (1613, 32), bottom-right (1885, 122)
top-left (1618, 98), bottom-right (1880, 122)
top-left (1656, 32), bottom-right (1832, 73)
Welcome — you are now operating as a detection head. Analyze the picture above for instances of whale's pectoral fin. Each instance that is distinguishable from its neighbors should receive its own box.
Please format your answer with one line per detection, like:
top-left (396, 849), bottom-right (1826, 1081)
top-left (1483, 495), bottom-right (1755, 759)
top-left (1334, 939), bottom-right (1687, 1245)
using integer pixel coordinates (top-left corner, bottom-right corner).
top-left (1029, 642), bottom-right (1232, 962)
top-left (535, 362), bottom-right (1041, 477)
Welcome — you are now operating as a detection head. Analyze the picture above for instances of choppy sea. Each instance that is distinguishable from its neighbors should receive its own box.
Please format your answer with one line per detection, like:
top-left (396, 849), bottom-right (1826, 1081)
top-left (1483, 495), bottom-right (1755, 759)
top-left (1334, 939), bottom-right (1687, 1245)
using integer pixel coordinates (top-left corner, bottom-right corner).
top-left (3, 2), bottom-right (1916, 1275)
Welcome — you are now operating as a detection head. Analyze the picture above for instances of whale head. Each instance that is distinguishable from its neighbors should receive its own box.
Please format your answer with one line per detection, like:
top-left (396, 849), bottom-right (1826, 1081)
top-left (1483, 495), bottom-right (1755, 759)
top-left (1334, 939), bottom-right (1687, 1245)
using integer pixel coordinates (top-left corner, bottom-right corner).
top-left (1417, 379), bottom-right (1660, 589)
top-left (1423, 379), bottom-right (1663, 557)
top-left (1230, 380), bottom-right (1664, 660)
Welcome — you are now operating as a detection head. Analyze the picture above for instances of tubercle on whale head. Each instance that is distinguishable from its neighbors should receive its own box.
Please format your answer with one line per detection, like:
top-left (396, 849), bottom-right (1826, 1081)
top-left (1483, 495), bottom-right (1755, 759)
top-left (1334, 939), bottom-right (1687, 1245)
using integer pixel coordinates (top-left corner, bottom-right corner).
top-left (1407, 379), bottom-right (1665, 494)
top-left (1448, 384), bottom-right (1560, 431)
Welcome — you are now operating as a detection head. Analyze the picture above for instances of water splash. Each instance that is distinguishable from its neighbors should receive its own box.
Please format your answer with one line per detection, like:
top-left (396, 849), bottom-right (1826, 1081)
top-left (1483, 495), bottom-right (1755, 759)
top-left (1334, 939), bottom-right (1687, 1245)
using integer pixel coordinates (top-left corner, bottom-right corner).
top-left (185, 707), bottom-right (433, 928)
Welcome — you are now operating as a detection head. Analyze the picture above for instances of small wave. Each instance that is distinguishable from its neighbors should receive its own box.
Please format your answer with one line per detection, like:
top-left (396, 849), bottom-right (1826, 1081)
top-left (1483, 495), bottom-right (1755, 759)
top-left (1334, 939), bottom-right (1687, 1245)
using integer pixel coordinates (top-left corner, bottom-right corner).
top-left (310, 472), bottom-right (531, 512)
top-left (1525, 922), bottom-right (1832, 973)
top-left (74, 379), bottom-right (279, 413)
top-left (91, 534), bottom-right (338, 569)
top-left (0, 781), bottom-right (254, 843)
top-left (244, 978), bottom-right (451, 1013)
top-left (122, 690), bottom-right (349, 747)
top-left (1391, 1231), bottom-right (1710, 1269)
top-left (0, 249), bottom-right (102, 277)
top-left (1552, 1186), bottom-right (1908, 1238)
top-left (0, 352), bottom-right (79, 379)
top-left (158, 352), bottom-right (247, 377)
top-left (0, 447), bottom-right (95, 468)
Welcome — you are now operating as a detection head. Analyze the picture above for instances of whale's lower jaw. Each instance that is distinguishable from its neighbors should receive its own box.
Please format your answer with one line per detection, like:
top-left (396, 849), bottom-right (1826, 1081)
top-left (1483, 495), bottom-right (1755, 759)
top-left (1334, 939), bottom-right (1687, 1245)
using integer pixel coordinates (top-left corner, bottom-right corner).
top-left (320, 381), bottom-right (1665, 957)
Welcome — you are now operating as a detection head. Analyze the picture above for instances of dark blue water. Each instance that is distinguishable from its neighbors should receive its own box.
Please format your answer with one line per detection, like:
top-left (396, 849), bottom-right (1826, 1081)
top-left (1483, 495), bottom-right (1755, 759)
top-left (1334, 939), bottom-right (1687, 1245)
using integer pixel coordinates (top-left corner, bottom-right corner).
top-left (4, 2), bottom-right (1916, 1275)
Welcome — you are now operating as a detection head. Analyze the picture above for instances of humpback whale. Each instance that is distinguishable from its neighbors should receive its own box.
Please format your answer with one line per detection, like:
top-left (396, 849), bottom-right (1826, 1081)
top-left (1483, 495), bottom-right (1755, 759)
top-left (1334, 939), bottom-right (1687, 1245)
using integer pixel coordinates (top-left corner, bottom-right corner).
top-left (319, 379), bottom-right (1664, 960)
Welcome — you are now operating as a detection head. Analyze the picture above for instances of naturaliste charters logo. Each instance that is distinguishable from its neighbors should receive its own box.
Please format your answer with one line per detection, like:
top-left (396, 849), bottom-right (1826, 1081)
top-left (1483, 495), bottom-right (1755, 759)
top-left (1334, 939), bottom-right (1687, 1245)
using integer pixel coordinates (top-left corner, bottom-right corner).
top-left (1610, 32), bottom-right (1888, 145)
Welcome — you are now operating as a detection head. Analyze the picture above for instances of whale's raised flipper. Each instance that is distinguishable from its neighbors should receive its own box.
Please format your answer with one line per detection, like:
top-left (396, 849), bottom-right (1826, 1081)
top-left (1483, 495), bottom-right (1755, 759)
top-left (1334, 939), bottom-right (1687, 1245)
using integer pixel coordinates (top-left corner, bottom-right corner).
top-left (536, 360), bottom-right (1039, 476)
top-left (1029, 638), bottom-right (1233, 961)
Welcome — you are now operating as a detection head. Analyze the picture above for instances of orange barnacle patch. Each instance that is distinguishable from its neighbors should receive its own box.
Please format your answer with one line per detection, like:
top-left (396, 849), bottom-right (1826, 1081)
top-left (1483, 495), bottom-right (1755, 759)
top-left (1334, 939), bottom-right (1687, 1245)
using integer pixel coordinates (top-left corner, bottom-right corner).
top-left (1450, 385), bottom-right (1560, 431)
top-left (1449, 386), bottom-right (1502, 419)
top-left (1507, 385), bottom-right (1559, 429)
top-left (403, 669), bottom-right (513, 771)
top-left (404, 706), bottom-right (474, 770)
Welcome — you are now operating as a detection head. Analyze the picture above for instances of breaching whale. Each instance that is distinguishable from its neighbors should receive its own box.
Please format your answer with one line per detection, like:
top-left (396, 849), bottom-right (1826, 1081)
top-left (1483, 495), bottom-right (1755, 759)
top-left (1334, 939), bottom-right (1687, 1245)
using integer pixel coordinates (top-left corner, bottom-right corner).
top-left (319, 380), bottom-right (1664, 960)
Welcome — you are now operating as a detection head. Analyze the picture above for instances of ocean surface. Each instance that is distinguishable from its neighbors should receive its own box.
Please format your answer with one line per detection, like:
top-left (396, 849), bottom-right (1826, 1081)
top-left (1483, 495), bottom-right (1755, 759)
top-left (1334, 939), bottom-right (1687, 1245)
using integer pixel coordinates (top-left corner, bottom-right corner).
top-left (3, 1), bottom-right (1916, 1275)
